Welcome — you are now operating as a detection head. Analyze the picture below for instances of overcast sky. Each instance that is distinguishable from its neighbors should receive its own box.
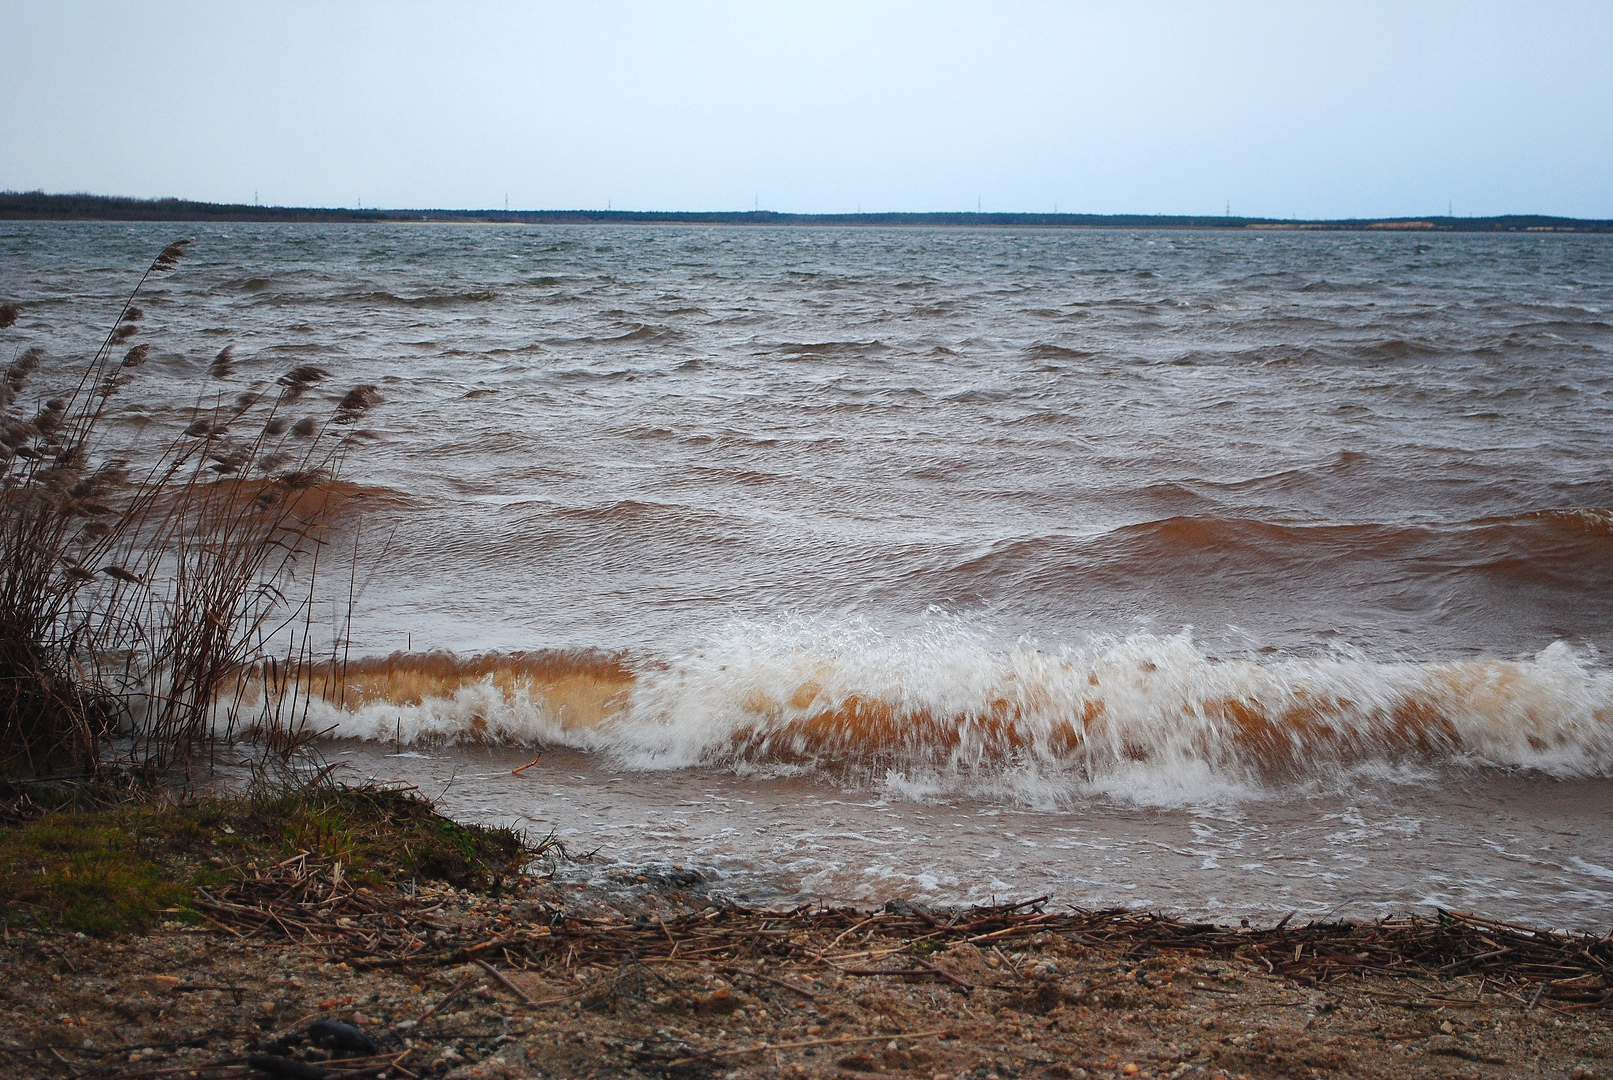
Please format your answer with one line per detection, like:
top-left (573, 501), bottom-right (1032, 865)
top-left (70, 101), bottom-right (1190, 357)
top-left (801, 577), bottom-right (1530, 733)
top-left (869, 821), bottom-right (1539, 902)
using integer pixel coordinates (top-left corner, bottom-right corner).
top-left (4, 1), bottom-right (1611, 218)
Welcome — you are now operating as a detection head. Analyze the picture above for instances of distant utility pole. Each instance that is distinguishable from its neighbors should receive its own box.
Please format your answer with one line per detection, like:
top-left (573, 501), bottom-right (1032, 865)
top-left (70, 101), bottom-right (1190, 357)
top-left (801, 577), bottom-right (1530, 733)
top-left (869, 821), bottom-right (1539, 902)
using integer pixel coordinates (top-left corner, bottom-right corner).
top-left (977, 196), bottom-right (982, 213)
top-left (1448, 200), bottom-right (1453, 217)
top-left (254, 190), bottom-right (258, 206)
top-left (1225, 200), bottom-right (1230, 217)
top-left (505, 193), bottom-right (509, 212)
top-left (754, 194), bottom-right (758, 212)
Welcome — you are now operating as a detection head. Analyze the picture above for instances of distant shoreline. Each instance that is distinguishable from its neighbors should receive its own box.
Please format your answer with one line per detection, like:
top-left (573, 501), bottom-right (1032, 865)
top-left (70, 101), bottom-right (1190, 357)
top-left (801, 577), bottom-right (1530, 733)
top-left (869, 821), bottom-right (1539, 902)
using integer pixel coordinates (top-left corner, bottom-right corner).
top-left (3, 190), bottom-right (1611, 232)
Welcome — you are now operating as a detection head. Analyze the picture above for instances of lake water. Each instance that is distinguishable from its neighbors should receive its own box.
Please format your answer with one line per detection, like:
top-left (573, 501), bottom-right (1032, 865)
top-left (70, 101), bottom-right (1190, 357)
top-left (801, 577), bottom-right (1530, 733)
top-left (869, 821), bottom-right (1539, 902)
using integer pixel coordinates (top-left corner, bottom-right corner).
top-left (4, 221), bottom-right (1611, 929)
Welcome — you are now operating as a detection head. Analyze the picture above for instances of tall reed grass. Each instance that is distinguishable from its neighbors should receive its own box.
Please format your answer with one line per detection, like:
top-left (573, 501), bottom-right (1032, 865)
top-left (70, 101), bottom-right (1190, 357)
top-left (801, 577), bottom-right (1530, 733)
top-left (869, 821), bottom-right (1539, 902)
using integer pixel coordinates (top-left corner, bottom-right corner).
top-left (0, 240), bottom-right (379, 778)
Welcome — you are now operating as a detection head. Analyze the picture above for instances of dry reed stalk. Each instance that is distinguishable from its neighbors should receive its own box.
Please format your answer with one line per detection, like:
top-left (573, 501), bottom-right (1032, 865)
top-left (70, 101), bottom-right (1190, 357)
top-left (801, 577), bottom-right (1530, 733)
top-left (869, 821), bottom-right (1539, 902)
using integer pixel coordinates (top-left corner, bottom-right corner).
top-left (0, 240), bottom-right (384, 778)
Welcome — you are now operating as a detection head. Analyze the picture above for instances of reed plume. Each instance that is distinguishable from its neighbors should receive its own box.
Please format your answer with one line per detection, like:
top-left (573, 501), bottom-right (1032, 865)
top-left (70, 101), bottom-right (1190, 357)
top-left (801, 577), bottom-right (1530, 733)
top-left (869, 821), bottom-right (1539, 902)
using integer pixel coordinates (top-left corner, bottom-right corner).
top-left (0, 241), bottom-right (382, 778)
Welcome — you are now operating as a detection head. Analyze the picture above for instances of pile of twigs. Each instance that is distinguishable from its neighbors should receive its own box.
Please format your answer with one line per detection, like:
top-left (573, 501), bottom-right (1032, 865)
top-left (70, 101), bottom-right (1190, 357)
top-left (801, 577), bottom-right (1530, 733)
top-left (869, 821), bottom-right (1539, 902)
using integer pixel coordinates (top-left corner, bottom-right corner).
top-left (193, 855), bottom-right (445, 957)
top-left (194, 871), bottom-right (1613, 1011)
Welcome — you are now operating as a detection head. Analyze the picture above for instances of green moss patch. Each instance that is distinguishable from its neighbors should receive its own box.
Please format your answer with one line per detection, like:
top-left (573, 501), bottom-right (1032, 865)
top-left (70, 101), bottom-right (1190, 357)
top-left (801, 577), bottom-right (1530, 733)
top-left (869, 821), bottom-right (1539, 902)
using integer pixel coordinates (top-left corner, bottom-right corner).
top-left (0, 783), bottom-right (532, 935)
top-left (0, 817), bottom-right (190, 934)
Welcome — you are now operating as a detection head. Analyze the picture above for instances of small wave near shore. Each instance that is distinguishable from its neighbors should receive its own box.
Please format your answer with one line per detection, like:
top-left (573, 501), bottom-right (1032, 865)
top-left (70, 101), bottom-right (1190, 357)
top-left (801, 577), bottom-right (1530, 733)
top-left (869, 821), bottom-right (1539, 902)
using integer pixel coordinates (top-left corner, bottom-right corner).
top-left (294, 618), bottom-right (1613, 805)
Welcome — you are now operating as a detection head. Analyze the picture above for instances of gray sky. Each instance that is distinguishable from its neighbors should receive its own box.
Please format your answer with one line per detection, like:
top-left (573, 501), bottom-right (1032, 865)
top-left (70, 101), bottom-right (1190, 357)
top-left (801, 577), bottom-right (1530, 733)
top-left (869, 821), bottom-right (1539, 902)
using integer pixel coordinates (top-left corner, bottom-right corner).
top-left (4, 1), bottom-right (1611, 218)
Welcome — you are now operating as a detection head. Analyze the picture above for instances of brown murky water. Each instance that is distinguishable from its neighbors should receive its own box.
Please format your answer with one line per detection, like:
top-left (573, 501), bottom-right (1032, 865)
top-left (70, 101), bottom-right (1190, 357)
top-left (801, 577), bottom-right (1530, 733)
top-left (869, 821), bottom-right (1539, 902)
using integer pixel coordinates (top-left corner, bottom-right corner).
top-left (6, 221), bottom-right (1611, 928)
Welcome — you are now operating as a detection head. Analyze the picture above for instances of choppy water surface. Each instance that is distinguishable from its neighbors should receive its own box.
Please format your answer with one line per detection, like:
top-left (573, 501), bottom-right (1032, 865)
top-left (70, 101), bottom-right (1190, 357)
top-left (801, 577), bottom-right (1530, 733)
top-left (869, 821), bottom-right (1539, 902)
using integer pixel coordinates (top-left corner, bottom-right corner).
top-left (4, 222), bottom-right (1611, 928)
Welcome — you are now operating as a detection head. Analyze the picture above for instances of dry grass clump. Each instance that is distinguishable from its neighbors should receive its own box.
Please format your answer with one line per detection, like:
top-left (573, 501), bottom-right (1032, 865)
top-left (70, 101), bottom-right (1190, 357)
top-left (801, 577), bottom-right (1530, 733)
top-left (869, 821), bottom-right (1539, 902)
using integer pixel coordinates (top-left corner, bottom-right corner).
top-left (0, 239), bottom-right (381, 778)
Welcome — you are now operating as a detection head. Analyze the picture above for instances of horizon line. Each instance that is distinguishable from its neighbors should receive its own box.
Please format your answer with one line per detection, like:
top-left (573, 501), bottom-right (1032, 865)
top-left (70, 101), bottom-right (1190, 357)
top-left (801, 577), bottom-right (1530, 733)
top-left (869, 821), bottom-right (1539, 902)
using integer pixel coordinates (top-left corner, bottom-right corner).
top-left (3, 191), bottom-right (1611, 232)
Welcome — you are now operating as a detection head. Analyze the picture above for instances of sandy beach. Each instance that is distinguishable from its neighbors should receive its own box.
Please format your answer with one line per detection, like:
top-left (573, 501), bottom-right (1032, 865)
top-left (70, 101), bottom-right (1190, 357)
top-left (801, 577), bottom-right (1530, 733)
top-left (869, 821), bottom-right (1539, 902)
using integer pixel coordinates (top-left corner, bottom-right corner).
top-left (4, 805), bottom-right (1610, 1080)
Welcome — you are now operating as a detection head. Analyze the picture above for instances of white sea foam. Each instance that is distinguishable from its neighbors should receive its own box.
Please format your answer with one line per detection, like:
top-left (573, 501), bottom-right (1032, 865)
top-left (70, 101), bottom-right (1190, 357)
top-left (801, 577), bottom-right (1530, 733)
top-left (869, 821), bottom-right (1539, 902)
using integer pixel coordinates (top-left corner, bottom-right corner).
top-left (300, 615), bottom-right (1613, 805)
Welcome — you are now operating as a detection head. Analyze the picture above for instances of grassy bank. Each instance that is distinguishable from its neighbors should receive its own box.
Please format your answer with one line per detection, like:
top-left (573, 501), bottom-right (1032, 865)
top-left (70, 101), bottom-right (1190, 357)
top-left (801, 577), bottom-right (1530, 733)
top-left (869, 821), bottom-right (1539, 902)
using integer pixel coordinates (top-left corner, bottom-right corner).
top-left (0, 782), bottom-right (532, 935)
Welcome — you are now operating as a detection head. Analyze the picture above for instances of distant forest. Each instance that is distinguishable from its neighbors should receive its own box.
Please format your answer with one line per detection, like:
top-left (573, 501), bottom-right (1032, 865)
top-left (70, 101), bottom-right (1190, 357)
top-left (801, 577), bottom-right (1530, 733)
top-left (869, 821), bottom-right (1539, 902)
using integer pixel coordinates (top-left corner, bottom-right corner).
top-left (3, 191), bottom-right (1610, 233)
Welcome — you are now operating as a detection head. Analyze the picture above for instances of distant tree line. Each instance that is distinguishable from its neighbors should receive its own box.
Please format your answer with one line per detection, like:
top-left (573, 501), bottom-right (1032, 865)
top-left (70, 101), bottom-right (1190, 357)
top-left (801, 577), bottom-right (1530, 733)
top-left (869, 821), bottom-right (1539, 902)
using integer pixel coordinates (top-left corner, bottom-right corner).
top-left (3, 191), bottom-right (1609, 232)
top-left (0, 191), bottom-right (385, 223)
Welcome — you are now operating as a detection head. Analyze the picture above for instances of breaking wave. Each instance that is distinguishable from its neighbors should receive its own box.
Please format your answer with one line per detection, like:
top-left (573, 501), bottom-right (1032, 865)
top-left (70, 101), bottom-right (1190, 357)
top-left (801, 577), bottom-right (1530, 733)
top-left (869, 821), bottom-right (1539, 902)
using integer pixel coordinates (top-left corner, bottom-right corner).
top-left (291, 619), bottom-right (1613, 803)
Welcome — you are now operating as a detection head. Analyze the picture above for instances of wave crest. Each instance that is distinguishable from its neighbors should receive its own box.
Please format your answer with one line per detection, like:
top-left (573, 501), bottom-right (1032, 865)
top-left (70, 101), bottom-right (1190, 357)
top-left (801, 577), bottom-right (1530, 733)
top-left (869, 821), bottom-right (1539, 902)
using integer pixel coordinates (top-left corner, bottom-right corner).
top-left (291, 622), bottom-right (1613, 800)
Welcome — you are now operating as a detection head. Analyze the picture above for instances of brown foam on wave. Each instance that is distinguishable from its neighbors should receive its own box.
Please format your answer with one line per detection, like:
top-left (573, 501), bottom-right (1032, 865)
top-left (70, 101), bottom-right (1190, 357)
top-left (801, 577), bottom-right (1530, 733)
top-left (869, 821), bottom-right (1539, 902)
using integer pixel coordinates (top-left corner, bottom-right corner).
top-left (722, 675), bottom-right (1462, 769)
top-left (293, 646), bottom-right (1611, 778)
top-left (305, 650), bottom-right (635, 734)
top-left (733, 657), bottom-right (1610, 771)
